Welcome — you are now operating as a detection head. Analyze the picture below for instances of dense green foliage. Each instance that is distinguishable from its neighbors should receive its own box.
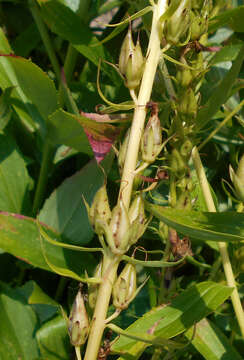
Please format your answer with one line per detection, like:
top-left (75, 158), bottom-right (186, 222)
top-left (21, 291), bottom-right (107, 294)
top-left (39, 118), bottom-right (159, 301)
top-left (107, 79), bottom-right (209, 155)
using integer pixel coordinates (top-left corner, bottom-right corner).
top-left (0, 0), bottom-right (243, 359)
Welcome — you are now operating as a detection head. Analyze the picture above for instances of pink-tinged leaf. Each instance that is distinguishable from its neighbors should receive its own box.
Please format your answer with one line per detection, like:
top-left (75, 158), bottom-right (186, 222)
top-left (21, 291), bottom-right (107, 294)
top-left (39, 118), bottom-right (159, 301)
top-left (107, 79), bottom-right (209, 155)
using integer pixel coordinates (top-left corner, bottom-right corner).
top-left (80, 111), bottom-right (123, 163)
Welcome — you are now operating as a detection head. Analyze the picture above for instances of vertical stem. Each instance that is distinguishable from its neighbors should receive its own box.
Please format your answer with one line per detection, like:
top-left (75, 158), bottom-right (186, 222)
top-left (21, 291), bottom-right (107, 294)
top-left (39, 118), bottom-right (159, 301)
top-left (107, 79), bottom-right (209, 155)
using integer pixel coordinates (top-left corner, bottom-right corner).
top-left (29, 0), bottom-right (61, 82)
top-left (119, 0), bottom-right (168, 209)
top-left (192, 146), bottom-right (244, 338)
top-left (33, 141), bottom-right (55, 215)
top-left (84, 252), bottom-right (120, 360)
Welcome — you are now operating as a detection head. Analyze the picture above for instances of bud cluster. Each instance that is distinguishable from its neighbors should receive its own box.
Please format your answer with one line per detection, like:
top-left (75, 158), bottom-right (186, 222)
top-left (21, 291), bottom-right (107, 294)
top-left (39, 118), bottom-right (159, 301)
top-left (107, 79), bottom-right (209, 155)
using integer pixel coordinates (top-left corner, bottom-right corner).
top-left (86, 189), bottom-right (148, 254)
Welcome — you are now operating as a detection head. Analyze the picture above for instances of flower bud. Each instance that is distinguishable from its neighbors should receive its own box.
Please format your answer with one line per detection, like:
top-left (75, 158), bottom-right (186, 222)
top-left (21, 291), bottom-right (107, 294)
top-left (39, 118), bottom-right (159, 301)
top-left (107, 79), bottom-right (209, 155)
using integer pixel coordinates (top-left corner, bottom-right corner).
top-left (85, 184), bottom-right (111, 235)
top-left (113, 263), bottom-right (137, 310)
top-left (128, 195), bottom-right (147, 245)
top-left (176, 67), bottom-right (193, 88)
top-left (163, 0), bottom-right (191, 45)
top-left (119, 28), bottom-right (144, 90)
top-left (88, 261), bottom-right (102, 310)
top-left (229, 154), bottom-right (244, 202)
top-left (180, 139), bottom-right (193, 158)
top-left (141, 113), bottom-right (163, 163)
top-left (190, 10), bottom-right (208, 41)
top-left (177, 88), bottom-right (198, 117)
top-left (68, 289), bottom-right (89, 346)
top-left (109, 199), bottom-right (130, 250)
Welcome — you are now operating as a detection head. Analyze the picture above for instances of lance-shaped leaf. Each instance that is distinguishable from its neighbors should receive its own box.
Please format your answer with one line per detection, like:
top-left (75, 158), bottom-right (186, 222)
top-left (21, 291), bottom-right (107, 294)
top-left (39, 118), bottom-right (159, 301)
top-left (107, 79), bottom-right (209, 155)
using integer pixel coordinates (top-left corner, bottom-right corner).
top-left (146, 203), bottom-right (244, 243)
top-left (0, 212), bottom-right (95, 275)
top-left (185, 318), bottom-right (242, 360)
top-left (111, 282), bottom-right (233, 359)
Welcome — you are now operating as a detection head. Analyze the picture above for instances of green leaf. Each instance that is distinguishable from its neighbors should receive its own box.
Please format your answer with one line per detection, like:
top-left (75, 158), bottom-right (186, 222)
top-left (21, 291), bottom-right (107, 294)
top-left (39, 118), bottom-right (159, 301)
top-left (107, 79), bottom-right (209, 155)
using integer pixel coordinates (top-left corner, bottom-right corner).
top-left (0, 27), bottom-right (42, 131)
top-left (209, 44), bottom-right (243, 66)
top-left (145, 203), bottom-right (244, 243)
top-left (0, 282), bottom-right (39, 360)
top-left (196, 45), bottom-right (244, 131)
top-left (0, 54), bottom-right (58, 120)
top-left (185, 318), bottom-right (243, 360)
top-left (20, 280), bottom-right (59, 323)
top-left (38, 0), bottom-right (109, 70)
top-left (37, 315), bottom-right (72, 360)
top-left (111, 281), bottom-right (233, 359)
top-left (0, 87), bottom-right (13, 130)
top-left (209, 6), bottom-right (244, 33)
top-left (39, 159), bottom-right (109, 245)
top-left (0, 212), bottom-right (95, 275)
top-left (47, 109), bottom-right (93, 155)
top-left (0, 134), bottom-right (31, 213)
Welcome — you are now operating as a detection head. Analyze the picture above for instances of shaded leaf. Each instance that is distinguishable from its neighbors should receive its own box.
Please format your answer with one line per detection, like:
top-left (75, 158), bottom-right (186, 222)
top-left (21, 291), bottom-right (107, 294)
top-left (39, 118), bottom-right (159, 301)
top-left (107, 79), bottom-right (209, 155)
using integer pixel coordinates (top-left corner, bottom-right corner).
top-left (0, 87), bottom-right (13, 130)
top-left (37, 315), bottom-right (72, 360)
top-left (196, 45), bottom-right (244, 130)
top-left (146, 203), bottom-right (244, 243)
top-left (0, 282), bottom-right (39, 360)
top-left (209, 6), bottom-right (244, 33)
top-left (39, 157), bottom-right (112, 245)
top-left (0, 134), bottom-right (31, 213)
top-left (0, 212), bottom-right (95, 275)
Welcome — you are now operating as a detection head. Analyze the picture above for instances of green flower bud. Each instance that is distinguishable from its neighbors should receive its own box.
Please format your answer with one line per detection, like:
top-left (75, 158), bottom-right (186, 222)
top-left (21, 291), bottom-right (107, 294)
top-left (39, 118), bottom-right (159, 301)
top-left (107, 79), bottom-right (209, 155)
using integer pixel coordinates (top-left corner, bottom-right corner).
top-left (128, 195), bottom-right (148, 245)
top-left (119, 28), bottom-right (144, 90)
top-left (113, 263), bottom-right (137, 310)
top-left (68, 289), bottom-right (89, 347)
top-left (88, 261), bottom-right (102, 310)
top-left (190, 10), bottom-right (208, 41)
top-left (180, 139), bottom-right (193, 158)
top-left (85, 184), bottom-right (111, 235)
top-left (177, 88), bottom-right (198, 117)
top-left (170, 148), bottom-right (186, 177)
top-left (119, 28), bottom-right (134, 77)
top-left (109, 199), bottom-right (130, 250)
top-left (163, 0), bottom-right (191, 45)
top-left (176, 67), bottom-right (193, 88)
top-left (141, 113), bottom-right (163, 163)
top-left (229, 154), bottom-right (244, 202)
top-left (125, 39), bottom-right (144, 90)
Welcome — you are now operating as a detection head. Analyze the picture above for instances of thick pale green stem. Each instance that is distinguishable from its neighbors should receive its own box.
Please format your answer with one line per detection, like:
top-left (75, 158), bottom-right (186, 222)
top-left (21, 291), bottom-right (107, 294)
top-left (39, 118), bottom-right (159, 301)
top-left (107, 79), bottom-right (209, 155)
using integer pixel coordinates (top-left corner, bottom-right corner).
top-left (192, 146), bottom-right (244, 338)
top-left (119, 0), bottom-right (168, 209)
top-left (84, 252), bottom-right (120, 360)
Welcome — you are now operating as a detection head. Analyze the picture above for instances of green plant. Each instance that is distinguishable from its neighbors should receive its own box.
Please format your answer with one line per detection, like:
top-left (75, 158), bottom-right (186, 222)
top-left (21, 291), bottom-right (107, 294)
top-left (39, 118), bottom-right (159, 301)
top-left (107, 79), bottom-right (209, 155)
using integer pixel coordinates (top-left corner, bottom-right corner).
top-left (0, 0), bottom-right (244, 359)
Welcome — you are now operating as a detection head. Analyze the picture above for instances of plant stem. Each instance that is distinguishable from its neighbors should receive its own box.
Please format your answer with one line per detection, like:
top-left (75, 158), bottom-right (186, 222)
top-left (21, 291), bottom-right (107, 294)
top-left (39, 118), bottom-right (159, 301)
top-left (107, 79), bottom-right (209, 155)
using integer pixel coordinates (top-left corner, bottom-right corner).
top-left (33, 141), bottom-right (55, 215)
top-left (119, 0), bottom-right (168, 209)
top-left (84, 252), bottom-right (120, 360)
top-left (75, 346), bottom-right (82, 360)
top-left (192, 146), bottom-right (244, 338)
top-left (29, 0), bottom-right (61, 82)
